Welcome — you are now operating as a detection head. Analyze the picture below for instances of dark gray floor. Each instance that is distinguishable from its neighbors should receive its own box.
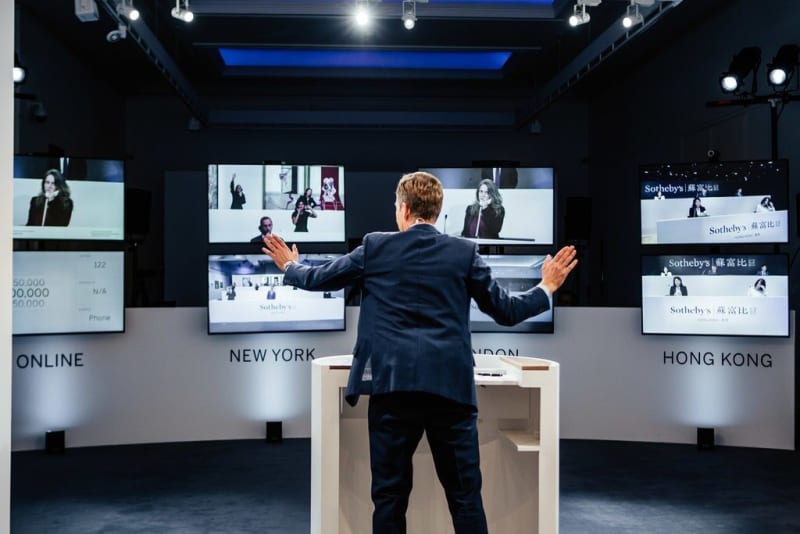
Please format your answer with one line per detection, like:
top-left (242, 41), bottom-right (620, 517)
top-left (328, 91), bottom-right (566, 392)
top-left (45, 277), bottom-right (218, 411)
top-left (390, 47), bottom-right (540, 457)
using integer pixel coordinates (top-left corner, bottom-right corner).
top-left (11, 439), bottom-right (800, 533)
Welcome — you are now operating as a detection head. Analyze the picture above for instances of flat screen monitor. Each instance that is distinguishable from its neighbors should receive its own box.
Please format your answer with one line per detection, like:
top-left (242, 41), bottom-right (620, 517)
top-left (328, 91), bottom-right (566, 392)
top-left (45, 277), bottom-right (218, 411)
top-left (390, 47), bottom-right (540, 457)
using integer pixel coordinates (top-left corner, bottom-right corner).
top-left (641, 254), bottom-right (789, 337)
top-left (640, 159), bottom-right (789, 244)
top-left (420, 167), bottom-right (554, 245)
top-left (471, 255), bottom-right (553, 333)
top-left (13, 155), bottom-right (125, 240)
top-left (13, 251), bottom-right (125, 335)
top-left (207, 254), bottom-right (346, 334)
top-left (208, 163), bottom-right (346, 243)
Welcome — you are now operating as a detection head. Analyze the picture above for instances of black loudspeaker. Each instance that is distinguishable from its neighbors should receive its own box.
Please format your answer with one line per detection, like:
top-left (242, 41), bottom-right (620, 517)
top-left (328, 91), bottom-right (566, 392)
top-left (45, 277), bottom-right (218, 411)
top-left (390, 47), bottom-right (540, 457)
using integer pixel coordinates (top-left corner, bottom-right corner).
top-left (45, 430), bottom-right (65, 454)
top-left (125, 188), bottom-right (152, 239)
top-left (565, 196), bottom-right (592, 240)
top-left (266, 421), bottom-right (283, 443)
top-left (697, 427), bottom-right (715, 450)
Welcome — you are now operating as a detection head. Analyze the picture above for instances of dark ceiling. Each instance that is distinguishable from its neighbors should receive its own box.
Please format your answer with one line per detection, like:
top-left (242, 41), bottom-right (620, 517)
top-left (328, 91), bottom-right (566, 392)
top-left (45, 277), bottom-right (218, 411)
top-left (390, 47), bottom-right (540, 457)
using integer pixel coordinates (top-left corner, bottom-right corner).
top-left (16, 0), bottom-right (731, 129)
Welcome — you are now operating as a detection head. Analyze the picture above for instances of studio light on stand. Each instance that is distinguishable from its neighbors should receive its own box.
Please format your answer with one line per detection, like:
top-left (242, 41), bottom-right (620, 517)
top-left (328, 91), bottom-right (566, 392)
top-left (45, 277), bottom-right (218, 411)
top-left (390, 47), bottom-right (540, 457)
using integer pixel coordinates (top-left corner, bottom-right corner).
top-left (767, 44), bottom-right (799, 91)
top-left (171, 0), bottom-right (194, 22)
top-left (709, 44), bottom-right (800, 161)
top-left (719, 46), bottom-right (761, 95)
top-left (402, 0), bottom-right (417, 30)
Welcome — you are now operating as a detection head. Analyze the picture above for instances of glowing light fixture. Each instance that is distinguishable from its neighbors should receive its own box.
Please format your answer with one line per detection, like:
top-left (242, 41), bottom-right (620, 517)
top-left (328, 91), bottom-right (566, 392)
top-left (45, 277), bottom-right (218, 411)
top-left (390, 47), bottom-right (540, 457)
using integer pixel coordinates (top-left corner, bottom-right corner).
top-left (767, 44), bottom-right (799, 90)
top-left (402, 0), bottom-right (417, 30)
top-left (719, 46), bottom-right (761, 95)
top-left (13, 53), bottom-right (26, 84)
top-left (568, 4), bottom-right (590, 27)
top-left (116, 0), bottom-right (139, 21)
top-left (354, 0), bottom-right (371, 28)
top-left (622, 2), bottom-right (643, 29)
top-left (171, 0), bottom-right (194, 22)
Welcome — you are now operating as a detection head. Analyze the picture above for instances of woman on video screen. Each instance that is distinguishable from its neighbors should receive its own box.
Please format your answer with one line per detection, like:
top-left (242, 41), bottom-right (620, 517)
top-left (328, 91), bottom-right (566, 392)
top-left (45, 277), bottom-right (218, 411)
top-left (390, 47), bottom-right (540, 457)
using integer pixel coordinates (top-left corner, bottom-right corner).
top-left (747, 278), bottom-right (767, 297)
top-left (754, 196), bottom-right (775, 213)
top-left (688, 197), bottom-right (707, 218)
top-left (461, 179), bottom-right (505, 239)
top-left (669, 276), bottom-right (688, 296)
top-left (299, 187), bottom-right (318, 209)
top-left (26, 169), bottom-right (73, 226)
top-left (230, 174), bottom-right (246, 209)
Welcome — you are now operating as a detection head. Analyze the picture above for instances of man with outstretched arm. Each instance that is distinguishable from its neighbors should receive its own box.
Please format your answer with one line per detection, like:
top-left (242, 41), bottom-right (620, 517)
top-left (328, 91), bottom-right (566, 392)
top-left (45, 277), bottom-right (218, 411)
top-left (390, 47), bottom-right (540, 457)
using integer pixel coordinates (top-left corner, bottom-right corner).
top-left (263, 171), bottom-right (577, 534)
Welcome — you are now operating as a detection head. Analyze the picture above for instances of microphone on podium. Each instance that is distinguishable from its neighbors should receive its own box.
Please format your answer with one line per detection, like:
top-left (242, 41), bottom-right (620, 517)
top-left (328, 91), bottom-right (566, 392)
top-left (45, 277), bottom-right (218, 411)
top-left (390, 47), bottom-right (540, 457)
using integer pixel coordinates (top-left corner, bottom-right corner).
top-left (443, 214), bottom-right (448, 233)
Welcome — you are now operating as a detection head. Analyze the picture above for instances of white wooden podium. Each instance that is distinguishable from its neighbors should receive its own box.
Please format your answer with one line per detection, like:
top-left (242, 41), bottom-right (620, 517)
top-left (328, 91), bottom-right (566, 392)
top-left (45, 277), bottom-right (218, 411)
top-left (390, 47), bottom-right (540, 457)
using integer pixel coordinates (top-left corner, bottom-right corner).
top-left (311, 354), bottom-right (559, 534)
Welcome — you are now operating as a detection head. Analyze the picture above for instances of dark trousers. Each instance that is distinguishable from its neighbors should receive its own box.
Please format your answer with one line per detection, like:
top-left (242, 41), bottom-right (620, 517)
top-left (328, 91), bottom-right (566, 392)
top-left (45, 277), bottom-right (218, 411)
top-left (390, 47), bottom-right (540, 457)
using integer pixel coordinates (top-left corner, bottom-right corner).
top-left (368, 392), bottom-right (488, 534)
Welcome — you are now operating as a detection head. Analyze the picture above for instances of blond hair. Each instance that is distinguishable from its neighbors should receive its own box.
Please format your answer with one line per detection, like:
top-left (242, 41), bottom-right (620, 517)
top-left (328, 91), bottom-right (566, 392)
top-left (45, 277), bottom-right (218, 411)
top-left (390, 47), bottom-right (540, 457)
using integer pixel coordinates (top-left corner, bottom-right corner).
top-left (395, 172), bottom-right (443, 222)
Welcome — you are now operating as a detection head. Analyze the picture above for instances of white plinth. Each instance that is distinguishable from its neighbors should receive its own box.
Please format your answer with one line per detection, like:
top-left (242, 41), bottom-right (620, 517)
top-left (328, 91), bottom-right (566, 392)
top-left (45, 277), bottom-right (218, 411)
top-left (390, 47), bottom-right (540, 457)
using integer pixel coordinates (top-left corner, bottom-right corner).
top-left (311, 354), bottom-right (560, 534)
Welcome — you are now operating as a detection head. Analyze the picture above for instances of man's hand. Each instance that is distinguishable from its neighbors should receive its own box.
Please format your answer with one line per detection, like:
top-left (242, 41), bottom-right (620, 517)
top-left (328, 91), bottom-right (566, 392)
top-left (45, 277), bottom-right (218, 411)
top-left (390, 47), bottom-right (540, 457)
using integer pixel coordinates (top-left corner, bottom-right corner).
top-left (262, 234), bottom-right (299, 271)
top-left (539, 245), bottom-right (578, 294)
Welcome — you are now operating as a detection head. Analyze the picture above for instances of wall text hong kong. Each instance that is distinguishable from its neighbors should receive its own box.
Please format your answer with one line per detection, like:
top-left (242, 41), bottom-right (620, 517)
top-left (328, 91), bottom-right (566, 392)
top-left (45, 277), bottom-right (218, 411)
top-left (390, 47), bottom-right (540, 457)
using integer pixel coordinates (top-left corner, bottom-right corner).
top-left (229, 347), bottom-right (316, 363)
top-left (663, 351), bottom-right (772, 368)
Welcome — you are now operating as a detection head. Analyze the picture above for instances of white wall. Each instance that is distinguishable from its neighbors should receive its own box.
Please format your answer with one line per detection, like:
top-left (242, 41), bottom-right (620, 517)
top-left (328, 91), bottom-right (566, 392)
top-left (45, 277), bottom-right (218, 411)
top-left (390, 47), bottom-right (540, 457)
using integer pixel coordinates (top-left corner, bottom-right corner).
top-left (11, 307), bottom-right (794, 451)
top-left (2, 2), bottom-right (14, 532)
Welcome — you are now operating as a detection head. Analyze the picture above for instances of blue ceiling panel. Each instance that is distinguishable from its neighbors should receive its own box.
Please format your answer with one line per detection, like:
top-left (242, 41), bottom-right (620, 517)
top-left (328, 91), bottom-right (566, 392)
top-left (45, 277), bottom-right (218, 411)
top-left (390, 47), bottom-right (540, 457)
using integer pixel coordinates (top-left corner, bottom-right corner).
top-left (219, 48), bottom-right (513, 70)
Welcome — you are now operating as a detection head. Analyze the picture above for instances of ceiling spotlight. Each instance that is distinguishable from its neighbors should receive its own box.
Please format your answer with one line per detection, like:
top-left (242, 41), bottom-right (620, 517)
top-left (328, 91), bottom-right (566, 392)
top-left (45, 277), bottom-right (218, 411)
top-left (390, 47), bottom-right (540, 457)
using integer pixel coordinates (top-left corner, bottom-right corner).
top-left (13, 53), bottom-right (26, 84)
top-left (568, 4), bottom-right (590, 27)
top-left (622, 3), bottom-right (643, 29)
top-left (719, 46), bottom-right (761, 95)
top-left (402, 0), bottom-right (417, 30)
top-left (171, 0), bottom-right (194, 22)
top-left (116, 0), bottom-right (139, 21)
top-left (106, 22), bottom-right (128, 43)
top-left (354, 0), bottom-right (371, 28)
top-left (767, 44), bottom-right (799, 90)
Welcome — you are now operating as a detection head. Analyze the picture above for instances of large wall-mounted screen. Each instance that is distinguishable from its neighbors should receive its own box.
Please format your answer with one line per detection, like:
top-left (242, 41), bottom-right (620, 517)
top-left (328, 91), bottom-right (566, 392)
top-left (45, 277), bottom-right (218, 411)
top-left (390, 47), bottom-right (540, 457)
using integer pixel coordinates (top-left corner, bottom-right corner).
top-left (13, 155), bottom-right (125, 240)
top-left (641, 254), bottom-right (789, 337)
top-left (640, 160), bottom-right (789, 245)
top-left (208, 163), bottom-right (345, 243)
top-left (208, 254), bottom-right (346, 334)
top-left (13, 251), bottom-right (125, 335)
top-left (420, 167), bottom-right (554, 245)
top-left (471, 255), bottom-right (553, 333)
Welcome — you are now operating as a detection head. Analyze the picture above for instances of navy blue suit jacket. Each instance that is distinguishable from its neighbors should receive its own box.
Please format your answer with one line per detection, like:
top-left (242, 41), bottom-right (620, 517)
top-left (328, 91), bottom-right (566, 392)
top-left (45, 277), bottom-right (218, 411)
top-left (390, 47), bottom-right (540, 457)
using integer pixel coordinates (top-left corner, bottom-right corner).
top-left (283, 224), bottom-right (550, 407)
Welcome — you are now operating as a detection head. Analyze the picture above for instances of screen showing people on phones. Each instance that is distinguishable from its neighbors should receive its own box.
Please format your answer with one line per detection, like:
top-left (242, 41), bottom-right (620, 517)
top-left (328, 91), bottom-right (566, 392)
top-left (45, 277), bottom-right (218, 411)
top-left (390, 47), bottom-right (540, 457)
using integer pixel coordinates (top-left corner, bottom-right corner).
top-left (420, 167), bottom-right (554, 245)
top-left (207, 254), bottom-right (346, 334)
top-left (641, 254), bottom-right (788, 337)
top-left (13, 155), bottom-right (125, 240)
top-left (640, 160), bottom-right (788, 245)
top-left (470, 255), bottom-right (553, 333)
top-left (208, 163), bottom-right (345, 243)
top-left (13, 251), bottom-right (125, 335)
